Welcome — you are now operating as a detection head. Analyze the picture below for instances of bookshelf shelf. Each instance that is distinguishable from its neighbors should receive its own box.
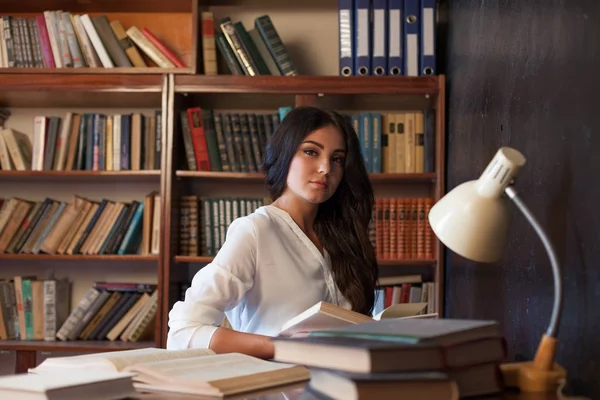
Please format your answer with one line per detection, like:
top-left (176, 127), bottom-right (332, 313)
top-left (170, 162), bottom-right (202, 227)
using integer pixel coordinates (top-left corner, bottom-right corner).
top-left (176, 171), bottom-right (264, 180)
top-left (377, 259), bottom-right (437, 267)
top-left (369, 173), bottom-right (437, 183)
top-left (1, 1), bottom-right (191, 13)
top-left (0, 73), bottom-right (166, 107)
top-left (174, 256), bottom-right (436, 266)
top-left (0, 340), bottom-right (155, 352)
top-left (0, 73), bottom-right (163, 92)
top-left (174, 75), bottom-right (441, 95)
top-left (0, 254), bottom-right (158, 261)
top-left (0, 170), bottom-right (161, 182)
top-left (0, 68), bottom-right (189, 75)
top-left (174, 256), bottom-right (215, 264)
top-left (175, 171), bottom-right (437, 183)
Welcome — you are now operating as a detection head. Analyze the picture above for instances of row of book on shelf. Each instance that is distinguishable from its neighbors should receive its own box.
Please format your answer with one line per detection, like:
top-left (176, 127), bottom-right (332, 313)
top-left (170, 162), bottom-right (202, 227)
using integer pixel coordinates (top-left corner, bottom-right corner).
top-left (180, 107), bottom-right (282, 173)
top-left (0, 192), bottom-right (159, 256)
top-left (181, 106), bottom-right (434, 174)
top-left (179, 195), bottom-right (271, 257)
top-left (374, 274), bottom-right (436, 316)
top-left (372, 197), bottom-right (434, 260)
top-left (179, 195), bottom-right (435, 261)
top-left (338, 0), bottom-right (438, 77)
top-left (0, 12), bottom-right (186, 69)
top-left (202, 12), bottom-right (297, 76)
top-left (349, 109), bottom-right (435, 173)
top-left (0, 111), bottom-right (162, 172)
top-left (0, 278), bottom-right (157, 342)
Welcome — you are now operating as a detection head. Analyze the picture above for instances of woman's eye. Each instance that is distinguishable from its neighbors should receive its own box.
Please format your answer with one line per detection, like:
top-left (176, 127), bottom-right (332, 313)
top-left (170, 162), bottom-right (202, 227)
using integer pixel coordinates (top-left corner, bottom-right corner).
top-left (333, 156), bottom-right (345, 164)
top-left (304, 149), bottom-right (317, 156)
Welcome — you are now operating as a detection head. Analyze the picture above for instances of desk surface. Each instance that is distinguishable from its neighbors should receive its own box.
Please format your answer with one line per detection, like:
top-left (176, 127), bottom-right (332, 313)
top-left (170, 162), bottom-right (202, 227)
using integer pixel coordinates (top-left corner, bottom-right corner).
top-left (134, 383), bottom-right (559, 400)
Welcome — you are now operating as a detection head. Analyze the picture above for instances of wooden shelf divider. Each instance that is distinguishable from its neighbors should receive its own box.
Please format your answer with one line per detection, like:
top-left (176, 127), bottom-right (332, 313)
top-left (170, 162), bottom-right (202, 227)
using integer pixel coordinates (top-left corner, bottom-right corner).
top-left (0, 340), bottom-right (155, 352)
top-left (174, 75), bottom-right (441, 95)
top-left (0, 170), bottom-right (161, 182)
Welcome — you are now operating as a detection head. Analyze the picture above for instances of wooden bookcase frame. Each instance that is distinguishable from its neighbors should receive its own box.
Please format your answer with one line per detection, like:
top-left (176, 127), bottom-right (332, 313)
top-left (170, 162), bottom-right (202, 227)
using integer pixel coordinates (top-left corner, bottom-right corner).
top-left (0, 73), bottom-right (169, 370)
top-left (0, 0), bottom-right (447, 371)
top-left (161, 74), bottom-right (446, 347)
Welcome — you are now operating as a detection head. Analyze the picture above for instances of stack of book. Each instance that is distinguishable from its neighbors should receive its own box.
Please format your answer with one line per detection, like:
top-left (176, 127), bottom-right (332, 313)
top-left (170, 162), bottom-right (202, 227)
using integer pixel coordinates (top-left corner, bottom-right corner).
top-left (272, 302), bottom-right (507, 399)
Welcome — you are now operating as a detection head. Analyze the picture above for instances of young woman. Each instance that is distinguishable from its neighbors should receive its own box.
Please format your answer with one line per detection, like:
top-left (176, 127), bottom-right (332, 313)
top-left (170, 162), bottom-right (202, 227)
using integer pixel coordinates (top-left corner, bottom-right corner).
top-left (167, 106), bottom-right (378, 359)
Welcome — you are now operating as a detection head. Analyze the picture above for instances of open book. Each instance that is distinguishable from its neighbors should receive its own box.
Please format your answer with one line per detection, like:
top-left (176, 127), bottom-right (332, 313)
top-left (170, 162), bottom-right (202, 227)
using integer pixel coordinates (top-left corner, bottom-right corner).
top-left (30, 347), bottom-right (309, 397)
top-left (0, 370), bottom-right (135, 400)
top-left (278, 301), bottom-right (437, 337)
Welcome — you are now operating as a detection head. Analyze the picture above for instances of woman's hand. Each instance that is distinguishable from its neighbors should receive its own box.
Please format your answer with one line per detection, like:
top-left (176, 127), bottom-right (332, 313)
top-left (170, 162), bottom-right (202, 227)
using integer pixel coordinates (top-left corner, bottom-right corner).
top-left (210, 327), bottom-right (275, 359)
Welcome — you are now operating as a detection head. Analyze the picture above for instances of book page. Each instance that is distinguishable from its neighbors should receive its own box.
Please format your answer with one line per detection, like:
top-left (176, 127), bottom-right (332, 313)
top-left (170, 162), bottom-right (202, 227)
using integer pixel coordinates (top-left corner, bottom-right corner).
top-left (278, 302), bottom-right (373, 337)
top-left (373, 302), bottom-right (429, 320)
top-left (31, 347), bottom-right (216, 373)
top-left (0, 370), bottom-right (135, 392)
top-left (125, 353), bottom-right (300, 389)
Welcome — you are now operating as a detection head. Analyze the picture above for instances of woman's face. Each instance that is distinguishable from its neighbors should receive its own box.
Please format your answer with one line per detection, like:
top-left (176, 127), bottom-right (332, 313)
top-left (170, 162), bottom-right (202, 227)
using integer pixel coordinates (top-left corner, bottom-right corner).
top-left (285, 125), bottom-right (347, 204)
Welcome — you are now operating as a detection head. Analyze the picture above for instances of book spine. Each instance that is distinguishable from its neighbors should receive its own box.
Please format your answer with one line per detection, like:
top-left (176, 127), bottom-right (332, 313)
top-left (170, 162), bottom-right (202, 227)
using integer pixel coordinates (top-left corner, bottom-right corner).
top-left (201, 12), bottom-right (217, 74)
top-left (109, 20), bottom-right (146, 67)
top-left (255, 15), bottom-right (298, 76)
top-left (80, 14), bottom-right (113, 68)
top-left (2, 17), bottom-right (16, 67)
top-left (141, 28), bottom-right (184, 67)
top-left (43, 12), bottom-right (62, 68)
top-left (220, 18), bottom-right (256, 76)
top-left (27, 18), bottom-right (45, 68)
top-left (126, 26), bottom-right (174, 68)
top-left (21, 280), bottom-right (33, 340)
top-left (91, 15), bottom-right (132, 68)
top-left (117, 202), bottom-right (144, 255)
top-left (43, 280), bottom-right (56, 341)
top-left (61, 12), bottom-right (84, 67)
top-left (186, 108), bottom-right (211, 171)
top-left (215, 33), bottom-right (243, 75)
top-left (71, 14), bottom-right (100, 67)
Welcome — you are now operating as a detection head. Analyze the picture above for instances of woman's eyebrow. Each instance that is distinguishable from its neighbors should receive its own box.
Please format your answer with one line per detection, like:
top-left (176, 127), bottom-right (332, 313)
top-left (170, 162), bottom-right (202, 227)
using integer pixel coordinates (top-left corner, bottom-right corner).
top-left (302, 140), bottom-right (346, 153)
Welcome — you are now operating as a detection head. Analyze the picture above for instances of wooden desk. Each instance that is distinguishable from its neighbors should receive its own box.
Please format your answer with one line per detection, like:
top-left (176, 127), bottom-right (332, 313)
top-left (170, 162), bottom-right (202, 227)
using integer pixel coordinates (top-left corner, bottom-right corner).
top-left (134, 383), bottom-right (559, 400)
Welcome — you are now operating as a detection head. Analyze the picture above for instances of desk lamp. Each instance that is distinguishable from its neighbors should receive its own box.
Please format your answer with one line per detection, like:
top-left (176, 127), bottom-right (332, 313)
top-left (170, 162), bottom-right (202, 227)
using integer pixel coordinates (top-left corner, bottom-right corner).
top-left (427, 147), bottom-right (567, 393)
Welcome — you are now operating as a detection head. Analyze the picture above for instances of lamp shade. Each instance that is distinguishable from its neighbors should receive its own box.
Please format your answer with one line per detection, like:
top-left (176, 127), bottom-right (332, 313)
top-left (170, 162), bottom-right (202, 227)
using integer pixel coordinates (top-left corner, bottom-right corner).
top-left (428, 147), bottom-right (527, 263)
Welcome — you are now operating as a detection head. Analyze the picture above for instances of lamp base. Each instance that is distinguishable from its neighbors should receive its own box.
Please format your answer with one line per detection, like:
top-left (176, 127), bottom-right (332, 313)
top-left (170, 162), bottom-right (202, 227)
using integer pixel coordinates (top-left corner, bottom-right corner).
top-left (500, 334), bottom-right (566, 392)
top-left (500, 361), bottom-right (567, 392)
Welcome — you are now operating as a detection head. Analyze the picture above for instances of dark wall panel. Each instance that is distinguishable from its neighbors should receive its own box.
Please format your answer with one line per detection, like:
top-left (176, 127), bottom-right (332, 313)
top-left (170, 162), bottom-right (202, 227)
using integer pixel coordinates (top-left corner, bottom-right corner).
top-left (443, 1), bottom-right (599, 397)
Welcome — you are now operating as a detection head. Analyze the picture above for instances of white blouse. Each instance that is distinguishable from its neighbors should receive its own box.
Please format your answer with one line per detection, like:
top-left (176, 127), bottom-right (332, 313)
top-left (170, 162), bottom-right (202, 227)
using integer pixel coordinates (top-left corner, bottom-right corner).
top-left (166, 205), bottom-right (351, 350)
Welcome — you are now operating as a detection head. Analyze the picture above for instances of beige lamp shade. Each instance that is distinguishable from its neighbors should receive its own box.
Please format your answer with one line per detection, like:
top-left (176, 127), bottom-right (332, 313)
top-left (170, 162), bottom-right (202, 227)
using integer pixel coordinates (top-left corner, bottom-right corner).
top-left (428, 147), bottom-right (527, 263)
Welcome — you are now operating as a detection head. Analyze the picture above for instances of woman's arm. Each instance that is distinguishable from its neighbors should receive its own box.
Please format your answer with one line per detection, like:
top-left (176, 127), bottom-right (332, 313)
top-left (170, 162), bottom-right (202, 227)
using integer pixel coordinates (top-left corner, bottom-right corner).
top-left (209, 327), bottom-right (274, 359)
top-left (167, 218), bottom-right (261, 353)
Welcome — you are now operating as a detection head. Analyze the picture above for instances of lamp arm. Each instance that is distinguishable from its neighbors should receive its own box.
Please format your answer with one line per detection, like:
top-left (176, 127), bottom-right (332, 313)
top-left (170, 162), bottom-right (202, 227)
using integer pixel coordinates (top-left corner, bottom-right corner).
top-left (505, 186), bottom-right (562, 338)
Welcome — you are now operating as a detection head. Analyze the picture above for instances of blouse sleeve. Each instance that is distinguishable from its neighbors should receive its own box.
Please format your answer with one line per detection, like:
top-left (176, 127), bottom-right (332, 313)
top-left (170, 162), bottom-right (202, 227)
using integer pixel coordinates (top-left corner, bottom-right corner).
top-left (166, 217), bottom-right (257, 349)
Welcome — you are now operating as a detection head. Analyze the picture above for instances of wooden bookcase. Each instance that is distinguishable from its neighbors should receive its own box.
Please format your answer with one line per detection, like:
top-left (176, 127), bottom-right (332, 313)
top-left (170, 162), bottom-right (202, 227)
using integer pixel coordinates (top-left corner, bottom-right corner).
top-left (0, 0), bottom-right (446, 370)
top-left (0, 73), bottom-right (169, 372)
top-left (162, 74), bottom-right (446, 347)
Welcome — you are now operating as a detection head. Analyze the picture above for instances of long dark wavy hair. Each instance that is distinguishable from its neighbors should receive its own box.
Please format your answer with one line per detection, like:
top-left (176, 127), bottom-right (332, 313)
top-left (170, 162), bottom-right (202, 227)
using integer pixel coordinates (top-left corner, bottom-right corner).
top-left (263, 106), bottom-right (378, 315)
